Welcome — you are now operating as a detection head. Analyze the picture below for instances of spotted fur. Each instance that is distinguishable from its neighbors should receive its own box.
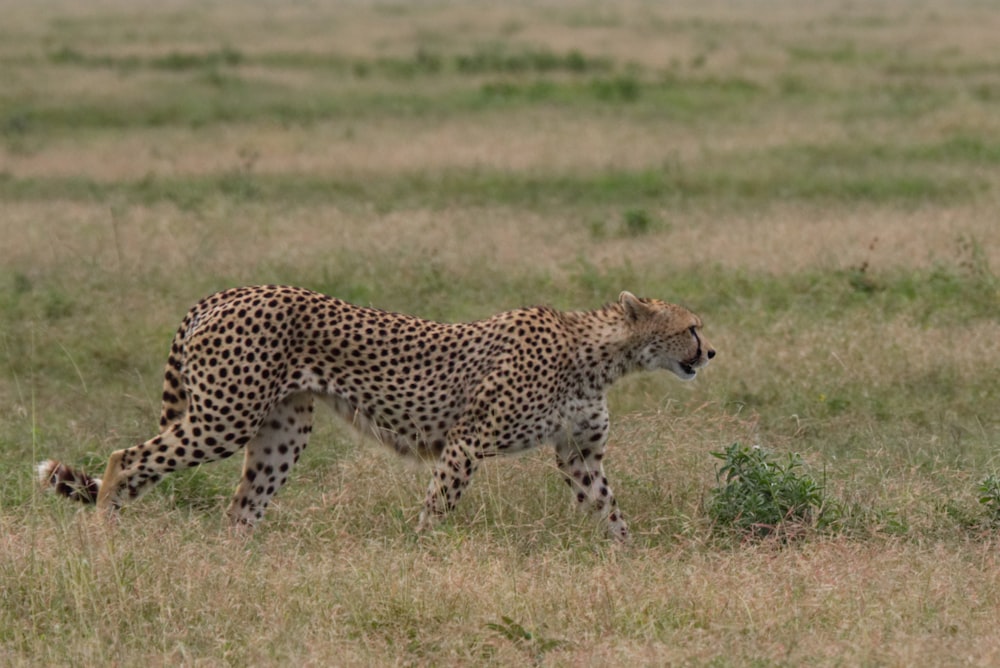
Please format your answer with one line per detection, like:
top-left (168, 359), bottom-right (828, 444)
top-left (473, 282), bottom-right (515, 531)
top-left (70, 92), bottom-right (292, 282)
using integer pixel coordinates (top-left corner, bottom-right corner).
top-left (37, 286), bottom-right (715, 540)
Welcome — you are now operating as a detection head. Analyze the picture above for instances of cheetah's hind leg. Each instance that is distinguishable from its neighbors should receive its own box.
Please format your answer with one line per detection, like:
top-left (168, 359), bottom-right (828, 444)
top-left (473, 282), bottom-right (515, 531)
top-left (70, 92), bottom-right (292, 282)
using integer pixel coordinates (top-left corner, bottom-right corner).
top-left (93, 408), bottom-right (262, 519)
top-left (226, 392), bottom-right (315, 528)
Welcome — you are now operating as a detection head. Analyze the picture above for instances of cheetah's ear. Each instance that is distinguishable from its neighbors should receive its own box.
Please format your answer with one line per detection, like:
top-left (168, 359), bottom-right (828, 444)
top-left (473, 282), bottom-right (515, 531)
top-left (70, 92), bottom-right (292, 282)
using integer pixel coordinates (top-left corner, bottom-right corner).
top-left (619, 291), bottom-right (650, 322)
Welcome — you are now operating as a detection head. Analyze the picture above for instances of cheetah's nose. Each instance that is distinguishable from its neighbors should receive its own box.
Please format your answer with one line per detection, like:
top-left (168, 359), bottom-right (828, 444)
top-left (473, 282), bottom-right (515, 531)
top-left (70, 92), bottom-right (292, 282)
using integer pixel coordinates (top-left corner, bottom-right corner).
top-left (707, 349), bottom-right (716, 360)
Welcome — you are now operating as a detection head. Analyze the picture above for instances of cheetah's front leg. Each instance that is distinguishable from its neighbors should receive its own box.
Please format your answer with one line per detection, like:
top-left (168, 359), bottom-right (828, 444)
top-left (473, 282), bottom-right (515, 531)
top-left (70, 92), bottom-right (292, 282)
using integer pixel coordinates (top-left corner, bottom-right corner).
top-left (554, 438), bottom-right (629, 542)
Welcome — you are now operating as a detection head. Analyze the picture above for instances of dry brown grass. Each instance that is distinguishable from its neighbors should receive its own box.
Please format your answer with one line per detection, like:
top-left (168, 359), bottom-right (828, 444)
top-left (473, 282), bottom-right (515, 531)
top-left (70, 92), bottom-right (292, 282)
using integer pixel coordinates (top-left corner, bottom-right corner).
top-left (8, 511), bottom-right (1000, 666)
top-left (4, 197), bottom-right (998, 292)
top-left (1, 114), bottom-right (723, 179)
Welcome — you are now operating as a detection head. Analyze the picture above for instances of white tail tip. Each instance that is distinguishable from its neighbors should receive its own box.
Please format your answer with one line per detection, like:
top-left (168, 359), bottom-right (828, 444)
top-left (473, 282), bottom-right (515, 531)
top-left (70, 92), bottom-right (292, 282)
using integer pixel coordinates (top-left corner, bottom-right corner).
top-left (36, 460), bottom-right (58, 487)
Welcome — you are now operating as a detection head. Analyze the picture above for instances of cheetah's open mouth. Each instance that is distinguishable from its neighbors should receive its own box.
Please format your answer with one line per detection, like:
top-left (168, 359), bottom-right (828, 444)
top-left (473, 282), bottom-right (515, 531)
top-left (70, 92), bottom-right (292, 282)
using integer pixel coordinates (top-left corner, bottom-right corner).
top-left (679, 362), bottom-right (696, 376)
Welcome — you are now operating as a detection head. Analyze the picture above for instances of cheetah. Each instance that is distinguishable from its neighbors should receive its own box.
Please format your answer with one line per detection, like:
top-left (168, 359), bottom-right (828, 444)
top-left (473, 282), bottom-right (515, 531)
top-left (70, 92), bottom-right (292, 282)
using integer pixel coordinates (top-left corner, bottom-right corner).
top-left (37, 286), bottom-right (715, 540)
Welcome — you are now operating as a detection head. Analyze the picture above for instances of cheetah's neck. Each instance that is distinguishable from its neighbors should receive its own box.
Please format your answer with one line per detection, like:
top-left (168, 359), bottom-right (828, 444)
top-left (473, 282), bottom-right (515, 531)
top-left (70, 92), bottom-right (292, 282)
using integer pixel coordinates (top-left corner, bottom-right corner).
top-left (561, 304), bottom-right (643, 393)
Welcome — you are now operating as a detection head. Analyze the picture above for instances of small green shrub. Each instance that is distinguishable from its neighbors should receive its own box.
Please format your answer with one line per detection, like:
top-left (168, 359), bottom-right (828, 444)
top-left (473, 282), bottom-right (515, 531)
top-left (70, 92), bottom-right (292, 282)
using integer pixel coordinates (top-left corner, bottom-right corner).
top-left (590, 75), bottom-right (641, 101)
top-left (151, 46), bottom-right (244, 71)
top-left (455, 48), bottom-right (610, 75)
top-left (977, 474), bottom-right (1000, 526)
top-left (622, 207), bottom-right (654, 235)
top-left (586, 218), bottom-right (607, 239)
top-left (708, 442), bottom-right (838, 540)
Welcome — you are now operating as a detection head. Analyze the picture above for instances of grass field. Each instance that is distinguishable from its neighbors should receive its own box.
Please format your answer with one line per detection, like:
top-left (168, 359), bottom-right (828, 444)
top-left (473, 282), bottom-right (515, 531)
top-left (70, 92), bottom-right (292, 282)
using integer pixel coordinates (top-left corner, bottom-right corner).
top-left (2, 0), bottom-right (999, 665)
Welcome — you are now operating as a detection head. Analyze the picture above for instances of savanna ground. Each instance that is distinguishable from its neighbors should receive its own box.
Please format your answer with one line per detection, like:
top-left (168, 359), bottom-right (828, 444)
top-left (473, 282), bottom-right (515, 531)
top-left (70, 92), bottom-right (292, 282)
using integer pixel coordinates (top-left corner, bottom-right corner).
top-left (1, 0), bottom-right (999, 665)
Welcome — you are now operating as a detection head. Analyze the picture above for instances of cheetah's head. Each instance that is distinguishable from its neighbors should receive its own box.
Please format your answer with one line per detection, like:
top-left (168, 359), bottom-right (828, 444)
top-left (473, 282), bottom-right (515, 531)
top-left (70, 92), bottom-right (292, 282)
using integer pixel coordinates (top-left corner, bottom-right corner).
top-left (619, 291), bottom-right (716, 381)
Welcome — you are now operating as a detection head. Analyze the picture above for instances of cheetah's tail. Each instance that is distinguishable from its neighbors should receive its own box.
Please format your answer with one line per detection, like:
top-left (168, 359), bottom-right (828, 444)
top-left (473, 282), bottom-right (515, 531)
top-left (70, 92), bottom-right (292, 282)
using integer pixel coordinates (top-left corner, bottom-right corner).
top-left (36, 459), bottom-right (101, 504)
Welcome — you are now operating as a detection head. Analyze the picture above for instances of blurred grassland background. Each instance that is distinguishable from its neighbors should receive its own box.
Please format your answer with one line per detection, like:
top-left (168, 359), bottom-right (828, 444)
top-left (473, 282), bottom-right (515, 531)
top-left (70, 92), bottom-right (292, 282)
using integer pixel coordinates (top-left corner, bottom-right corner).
top-left (1, 0), bottom-right (999, 665)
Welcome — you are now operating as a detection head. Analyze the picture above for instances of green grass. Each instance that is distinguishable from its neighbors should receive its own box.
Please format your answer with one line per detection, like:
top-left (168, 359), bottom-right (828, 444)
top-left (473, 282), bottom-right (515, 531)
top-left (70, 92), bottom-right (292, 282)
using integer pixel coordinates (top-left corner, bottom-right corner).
top-left (3, 0), bottom-right (1000, 665)
top-left (0, 74), bottom-right (758, 131)
top-left (0, 139), bottom-right (989, 209)
top-left (42, 44), bottom-right (614, 77)
top-left (0, 31), bottom-right (991, 133)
